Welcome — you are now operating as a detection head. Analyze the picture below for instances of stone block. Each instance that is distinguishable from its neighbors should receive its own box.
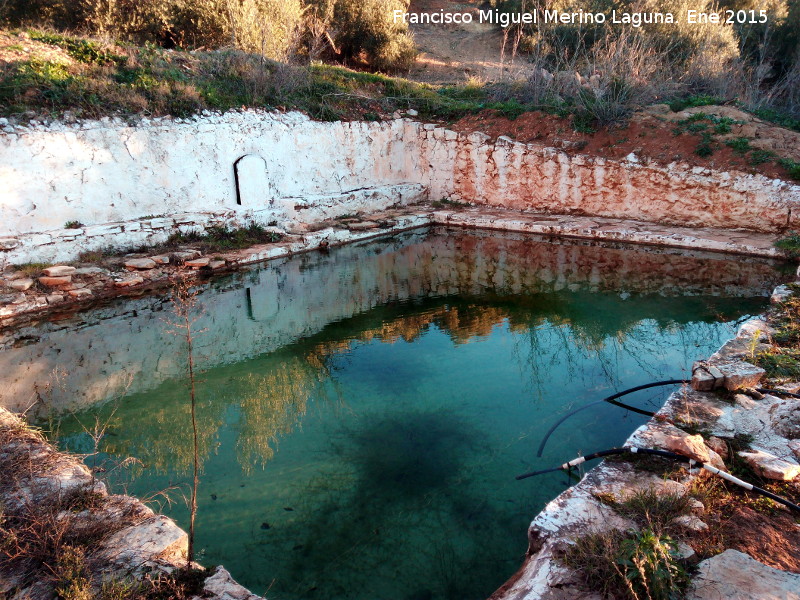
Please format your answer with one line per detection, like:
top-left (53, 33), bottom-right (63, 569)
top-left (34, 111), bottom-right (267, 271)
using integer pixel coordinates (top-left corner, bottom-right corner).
top-left (0, 238), bottom-right (19, 250)
top-left (124, 258), bottom-right (157, 271)
top-left (691, 367), bottom-right (716, 391)
top-left (185, 257), bottom-right (211, 269)
top-left (706, 436), bottom-right (728, 460)
top-left (789, 440), bottom-right (800, 461)
top-left (670, 515), bottom-right (708, 532)
top-left (9, 278), bottom-right (34, 291)
top-left (150, 255), bottom-right (170, 265)
top-left (147, 218), bottom-right (172, 229)
top-left (738, 449), bottom-right (800, 481)
top-left (770, 400), bottom-right (800, 438)
top-left (39, 276), bottom-right (72, 287)
top-left (114, 276), bottom-right (144, 288)
top-left (172, 250), bottom-right (202, 261)
top-left (202, 566), bottom-right (262, 600)
top-left (642, 423), bottom-right (725, 469)
top-left (687, 549), bottom-right (800, 600)
top-left (86, 224), bottom-right (123, 236)
top-left (97, 515), bottom-right (187, 568)
top-left (771, 285), bottom-right (792, 304)
top-left (347, 221), bottom-right (380, 231)
top-left (716, 361), bottom-right (765, 390)
top-left (68, 289), bottom-right (93, 298)
top-left (42, 265), bottom-right (76, 277)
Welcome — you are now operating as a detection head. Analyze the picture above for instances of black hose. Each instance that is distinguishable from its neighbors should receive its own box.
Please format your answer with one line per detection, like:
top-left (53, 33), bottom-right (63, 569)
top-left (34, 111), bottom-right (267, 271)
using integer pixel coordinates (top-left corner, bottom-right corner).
top-left (758, 387), bottom-right (800, 399)
top-left (517, 446), bottom-right (800, 513)
top-left (536, 380), bottom-right (688, 457)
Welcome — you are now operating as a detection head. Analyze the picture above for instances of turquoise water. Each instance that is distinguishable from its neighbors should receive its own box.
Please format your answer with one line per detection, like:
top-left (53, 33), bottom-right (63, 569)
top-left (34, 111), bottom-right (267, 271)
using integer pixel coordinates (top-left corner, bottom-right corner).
top-left (37, 228), bottom-right (788, 600)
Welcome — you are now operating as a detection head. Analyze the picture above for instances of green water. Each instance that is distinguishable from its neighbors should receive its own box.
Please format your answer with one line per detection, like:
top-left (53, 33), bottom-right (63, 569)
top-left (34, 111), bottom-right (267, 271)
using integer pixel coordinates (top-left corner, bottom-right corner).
top-left (40, 228), bottom-right (788, 600)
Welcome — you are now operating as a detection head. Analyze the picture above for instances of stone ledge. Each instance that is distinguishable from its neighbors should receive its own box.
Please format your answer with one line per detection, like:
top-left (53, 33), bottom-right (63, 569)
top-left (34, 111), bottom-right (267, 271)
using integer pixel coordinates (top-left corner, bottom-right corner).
top-left (0, 407), bottom-right (263, 600)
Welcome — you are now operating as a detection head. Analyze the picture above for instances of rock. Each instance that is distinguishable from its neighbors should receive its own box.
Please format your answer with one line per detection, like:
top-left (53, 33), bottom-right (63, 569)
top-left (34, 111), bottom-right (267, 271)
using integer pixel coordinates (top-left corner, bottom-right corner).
top-left (771, 400), bottom-right (800, 438)
top-left (716, 361), bottom-right (765, 391)
top-left (670, 515), bottom-right (708, 532)
top-left (38, 276), bottom-right (71, 287)
top-left (691, 361), bottom-right (724, 391)
top-left (96, 515), bottom-right (187, 570)
top-left (74, 266), bottom-right (107, 275)
top-left (42, 265), bottom-right (76, 277)
top-left (691, 366), bottom-right (717, 391)
top-left (347, 221), bottom-right (380, 231)
top-left (0, 237), bottom-right (19, 250)
top-left (405, 109), bottom-right (418, 117)
top-left (173, 250), bottom-right (202, 262)
top-left (644, 423), bottom-right (726, 469)
top-left (114, 276), bottom-right (144, 288)
top-left (687, 549), bottom-right (800, 600)
top-left (738, 449), bottom-right (800, 480)
top-left (200, 566), bottom-right (262, 600)
top-left (676, 542), bottom-right (700, 564)
top-left (184, 257), bottom-right (211, 269)
top-left (688, 498), bottom-right (705, 516)
top-left (124, 258), bottom-right (157, 271)
top-left (68, 289), bottom-right (93, 298)
top-left (150, 254), bottom-right (170, 265)
top-left (706, 436), bottom-right (729, 460)
top-left (46, 294), bottom-right (64, 304)
top-left (734, 394), bottom-right (757, 409)
top-left (789, 440), bottom-right (800, 461)
top-left (771, 285), bottom-right (792, 304)
top-left (9, 278), bottom-right (34, 291)
top-left (208, 260), bottom-right (226, 270)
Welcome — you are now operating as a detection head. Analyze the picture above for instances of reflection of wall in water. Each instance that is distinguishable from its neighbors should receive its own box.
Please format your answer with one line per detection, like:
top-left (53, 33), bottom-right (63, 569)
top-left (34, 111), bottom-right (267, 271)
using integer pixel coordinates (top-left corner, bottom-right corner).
top-left (0, 229), bottom-right (786, 413)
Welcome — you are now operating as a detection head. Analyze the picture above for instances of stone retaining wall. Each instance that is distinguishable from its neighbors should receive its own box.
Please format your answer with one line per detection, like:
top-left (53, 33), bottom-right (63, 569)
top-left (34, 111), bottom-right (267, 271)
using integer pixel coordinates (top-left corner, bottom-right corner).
top-left (492, 290), bottom-right (800, 600)
top-left (1, 110), bottom-right (798, 264)
top-left (0, 407), bottom-right (261, 600)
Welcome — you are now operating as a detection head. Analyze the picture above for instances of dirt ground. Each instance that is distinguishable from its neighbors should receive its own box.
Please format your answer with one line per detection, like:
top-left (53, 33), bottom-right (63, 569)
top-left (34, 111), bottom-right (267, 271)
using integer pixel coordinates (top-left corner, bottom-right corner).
top-left (407, 0), bottom-right (530, 84)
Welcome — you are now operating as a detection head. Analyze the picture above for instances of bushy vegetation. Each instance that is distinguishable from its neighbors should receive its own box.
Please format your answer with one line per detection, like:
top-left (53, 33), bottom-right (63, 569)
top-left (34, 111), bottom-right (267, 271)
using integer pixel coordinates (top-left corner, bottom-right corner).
top-left (490, 0), bottom-right (799, 125)
top-left (1, 0), bottom-right (415, 71)
top-left (1, 0), bottom-right (799, 132)
top-left (0, 31), bottom-right (543, 121)
top-left (563, 527), bottom-right (690, 600)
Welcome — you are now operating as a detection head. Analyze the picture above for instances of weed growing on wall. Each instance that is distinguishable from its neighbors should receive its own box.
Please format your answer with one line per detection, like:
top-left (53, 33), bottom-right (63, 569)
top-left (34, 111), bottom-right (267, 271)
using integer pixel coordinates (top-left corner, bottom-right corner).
top-left (562, 526), bottom-right (689, 600)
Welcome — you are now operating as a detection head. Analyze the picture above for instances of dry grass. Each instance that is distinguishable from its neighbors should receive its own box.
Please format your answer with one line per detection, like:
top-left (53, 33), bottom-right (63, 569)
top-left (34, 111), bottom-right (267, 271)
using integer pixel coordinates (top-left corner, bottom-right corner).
top-left (0, 414), bottom-right (207, 599)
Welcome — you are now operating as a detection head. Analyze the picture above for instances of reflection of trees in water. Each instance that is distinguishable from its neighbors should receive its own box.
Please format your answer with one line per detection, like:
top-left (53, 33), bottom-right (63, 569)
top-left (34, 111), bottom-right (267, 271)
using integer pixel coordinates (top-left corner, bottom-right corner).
top-left (236, 360), bottom-right (321, 474)
top-left (59, 291), bottom-right (761, 477)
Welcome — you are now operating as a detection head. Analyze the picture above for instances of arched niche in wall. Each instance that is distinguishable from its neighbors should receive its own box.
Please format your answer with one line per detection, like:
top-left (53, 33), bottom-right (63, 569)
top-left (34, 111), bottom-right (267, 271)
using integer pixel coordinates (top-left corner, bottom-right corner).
top-left (234, 154), bottom-right (269, 207)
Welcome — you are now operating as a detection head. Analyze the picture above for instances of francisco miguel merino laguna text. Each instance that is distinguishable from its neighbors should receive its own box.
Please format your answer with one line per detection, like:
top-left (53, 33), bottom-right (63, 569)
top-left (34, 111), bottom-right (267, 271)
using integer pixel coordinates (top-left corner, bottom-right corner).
top-left (393, 8), bottom-right (769, 27)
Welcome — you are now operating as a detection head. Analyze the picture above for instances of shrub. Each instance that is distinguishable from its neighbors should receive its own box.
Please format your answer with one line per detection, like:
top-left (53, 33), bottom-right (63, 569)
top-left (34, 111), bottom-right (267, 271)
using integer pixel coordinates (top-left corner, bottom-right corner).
top-left (775, 231), bottom-right (800, 258)
top-left (780, 158), bottom-right (800, 181)
top-left (322, 0), bottom-right (416, 72)
top-left (563, 527), bottom-right (689, 600)
top-left (726, 136), bottom-right (751, 154)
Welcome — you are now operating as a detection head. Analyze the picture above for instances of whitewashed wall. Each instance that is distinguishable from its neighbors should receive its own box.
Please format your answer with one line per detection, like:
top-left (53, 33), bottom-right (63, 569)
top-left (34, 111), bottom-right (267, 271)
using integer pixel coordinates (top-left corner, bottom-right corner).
top-left (1, 109), bottom-right (799, 263)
